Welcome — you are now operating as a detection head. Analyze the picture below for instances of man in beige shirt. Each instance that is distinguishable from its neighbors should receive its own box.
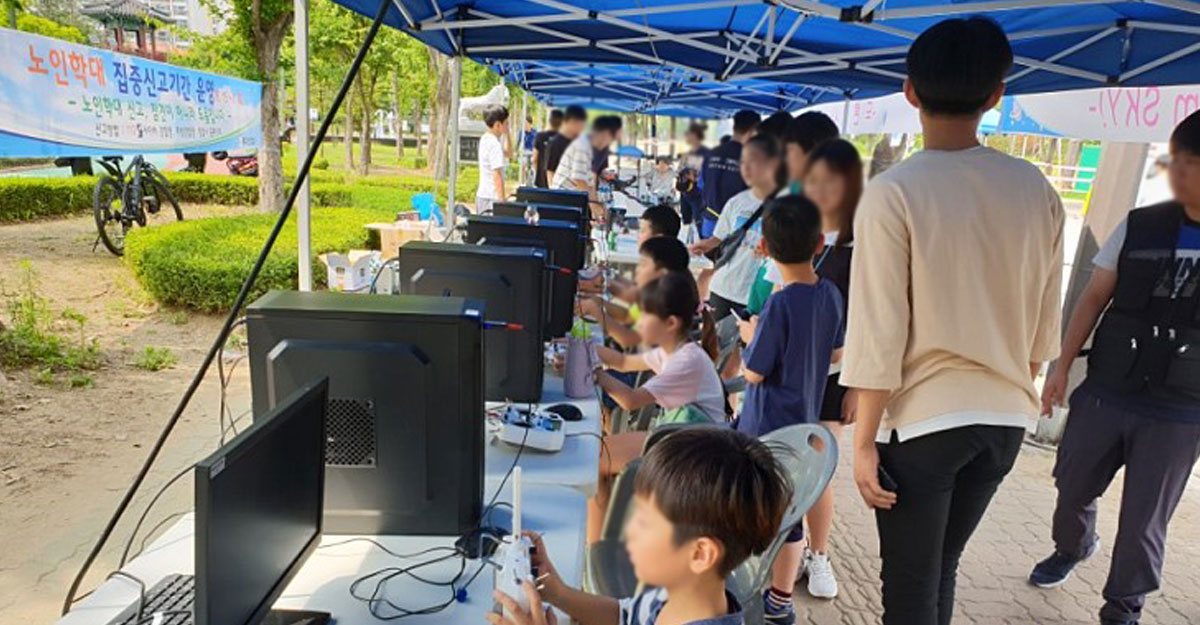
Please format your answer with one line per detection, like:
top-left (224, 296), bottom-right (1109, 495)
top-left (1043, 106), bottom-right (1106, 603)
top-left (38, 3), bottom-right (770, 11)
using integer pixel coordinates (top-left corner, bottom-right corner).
top-left (841, 18), bottom-right (1064, 625)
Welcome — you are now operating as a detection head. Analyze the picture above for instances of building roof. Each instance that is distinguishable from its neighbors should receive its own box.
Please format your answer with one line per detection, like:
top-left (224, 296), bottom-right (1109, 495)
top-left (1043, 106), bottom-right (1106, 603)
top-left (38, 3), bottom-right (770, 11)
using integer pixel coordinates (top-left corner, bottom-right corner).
top-left (81, 0), bottom-right (172, 25)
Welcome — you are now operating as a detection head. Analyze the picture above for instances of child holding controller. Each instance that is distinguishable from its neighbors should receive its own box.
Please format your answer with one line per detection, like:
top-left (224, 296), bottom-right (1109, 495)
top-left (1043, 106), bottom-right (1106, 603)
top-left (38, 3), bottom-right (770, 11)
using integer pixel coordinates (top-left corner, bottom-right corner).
top-left (488, 427), bottom-right (793, 625)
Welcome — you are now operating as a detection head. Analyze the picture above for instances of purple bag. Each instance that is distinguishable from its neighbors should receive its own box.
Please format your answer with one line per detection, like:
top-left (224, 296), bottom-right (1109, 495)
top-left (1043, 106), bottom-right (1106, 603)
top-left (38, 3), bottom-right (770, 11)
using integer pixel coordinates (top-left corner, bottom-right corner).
top-left (563, 336), bottom-right (596, 399)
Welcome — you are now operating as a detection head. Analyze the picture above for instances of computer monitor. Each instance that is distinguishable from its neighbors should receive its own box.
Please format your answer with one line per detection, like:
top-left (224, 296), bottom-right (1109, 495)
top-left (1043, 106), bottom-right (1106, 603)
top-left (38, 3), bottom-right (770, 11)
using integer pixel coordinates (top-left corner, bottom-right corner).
top-left (194, 377), bottom-right (328, 625)
top-left (492, 201), bottom-right (589, 237)
top-left (247, 290), bottom-right (485, 536)
top-left (516, 187), bottom-right (590, 213)
top-left (465, 215), bottom-right (581, 338)
top-left (397, 241), bottom-right (546, 403)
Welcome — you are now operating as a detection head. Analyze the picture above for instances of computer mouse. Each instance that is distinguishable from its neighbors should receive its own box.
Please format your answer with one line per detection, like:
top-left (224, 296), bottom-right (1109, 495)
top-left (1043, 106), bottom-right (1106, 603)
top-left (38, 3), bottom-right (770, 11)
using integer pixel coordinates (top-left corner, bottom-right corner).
top-left (544, 403), bottom-right (583, 422)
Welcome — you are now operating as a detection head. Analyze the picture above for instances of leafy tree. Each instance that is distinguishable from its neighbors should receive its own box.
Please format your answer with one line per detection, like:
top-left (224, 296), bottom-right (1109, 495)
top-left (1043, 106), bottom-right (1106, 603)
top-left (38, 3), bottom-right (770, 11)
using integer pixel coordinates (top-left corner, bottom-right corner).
top-left (3, 0), bottom-right (21, 28)
top-left (167, 27), bottom-right (258, 79)
top-left (15, 13), bottom-right (85, 43)
top-left (193, 0), bottom-right (293, 213)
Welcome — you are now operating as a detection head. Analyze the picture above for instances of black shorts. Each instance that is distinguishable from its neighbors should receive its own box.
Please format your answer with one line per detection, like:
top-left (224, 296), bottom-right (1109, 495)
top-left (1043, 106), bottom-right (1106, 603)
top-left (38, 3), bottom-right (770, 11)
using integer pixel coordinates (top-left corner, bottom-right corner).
top-left (818, 374), bottom-right (848, 423)
top-left (708, 293), bottom-right (747, 323)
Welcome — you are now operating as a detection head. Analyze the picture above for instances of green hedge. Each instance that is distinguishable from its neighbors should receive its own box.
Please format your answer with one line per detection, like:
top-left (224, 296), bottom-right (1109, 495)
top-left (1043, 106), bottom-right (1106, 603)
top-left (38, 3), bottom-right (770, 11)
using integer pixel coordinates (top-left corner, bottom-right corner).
top-left (0, 177), bottom-right (94, 221)
top-left (125, 206), bottom-right (394, 312)
top-left (161, 172), bottom-right (258, 205)
top-left (0, 169), bottom-right (472, 222)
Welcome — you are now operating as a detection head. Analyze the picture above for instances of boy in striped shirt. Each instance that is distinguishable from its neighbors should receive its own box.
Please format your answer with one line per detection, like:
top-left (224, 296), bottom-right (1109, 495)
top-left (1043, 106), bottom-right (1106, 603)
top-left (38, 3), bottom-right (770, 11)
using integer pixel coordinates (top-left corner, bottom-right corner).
top-left (489, 428), bottom-right (792, 625)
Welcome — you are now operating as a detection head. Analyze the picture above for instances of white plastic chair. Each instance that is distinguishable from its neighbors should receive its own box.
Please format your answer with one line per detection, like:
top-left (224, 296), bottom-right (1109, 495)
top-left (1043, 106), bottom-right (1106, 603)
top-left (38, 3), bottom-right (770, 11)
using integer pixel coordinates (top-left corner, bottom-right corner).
top-left (729, 423), bottom-right (839, 624)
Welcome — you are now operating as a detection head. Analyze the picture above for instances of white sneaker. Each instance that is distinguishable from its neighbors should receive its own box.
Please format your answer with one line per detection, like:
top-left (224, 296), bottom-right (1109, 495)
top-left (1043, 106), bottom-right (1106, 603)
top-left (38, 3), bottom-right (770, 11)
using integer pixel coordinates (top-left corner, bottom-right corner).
top-left (806, 552), bottom-right (838, 599)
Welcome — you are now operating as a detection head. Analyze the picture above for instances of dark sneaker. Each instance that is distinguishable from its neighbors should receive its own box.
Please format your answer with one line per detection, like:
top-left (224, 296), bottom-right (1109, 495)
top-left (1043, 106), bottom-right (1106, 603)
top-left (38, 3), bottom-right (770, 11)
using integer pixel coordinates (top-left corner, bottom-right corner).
top-left (1030, 535), bottom-right (1101, 588)
top-left (763, 589), bottom-right (796, 625)
top-left (1100, 620), bottom-right (1138, 625)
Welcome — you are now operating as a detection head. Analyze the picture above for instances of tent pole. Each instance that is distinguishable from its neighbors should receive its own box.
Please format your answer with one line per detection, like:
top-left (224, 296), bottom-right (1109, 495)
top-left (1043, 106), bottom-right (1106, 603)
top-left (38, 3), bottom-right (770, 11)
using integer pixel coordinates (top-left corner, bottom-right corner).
top-left (295, 0), bottom-right (312, 291)
top-left (447, 56), bottom-right (462, 225)
top-left (840, 95), bottom-right (851, 133)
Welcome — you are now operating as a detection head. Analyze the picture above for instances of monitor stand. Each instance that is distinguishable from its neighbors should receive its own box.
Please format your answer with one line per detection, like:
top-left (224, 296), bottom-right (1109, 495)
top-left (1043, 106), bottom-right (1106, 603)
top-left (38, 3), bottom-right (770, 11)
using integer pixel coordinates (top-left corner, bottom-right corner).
top-left (260, 609), bottom-right (332, 625)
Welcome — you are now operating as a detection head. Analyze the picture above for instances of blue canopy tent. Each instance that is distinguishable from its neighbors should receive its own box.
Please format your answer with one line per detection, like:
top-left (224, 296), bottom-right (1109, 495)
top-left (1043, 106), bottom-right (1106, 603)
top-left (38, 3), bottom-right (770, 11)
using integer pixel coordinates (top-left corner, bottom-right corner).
top-left (334, 0), bottom-right (1200, 96)
top-left (489, 60), bottom-right (865, 117)
top-left (296, 0), bottom-right (1200, 279)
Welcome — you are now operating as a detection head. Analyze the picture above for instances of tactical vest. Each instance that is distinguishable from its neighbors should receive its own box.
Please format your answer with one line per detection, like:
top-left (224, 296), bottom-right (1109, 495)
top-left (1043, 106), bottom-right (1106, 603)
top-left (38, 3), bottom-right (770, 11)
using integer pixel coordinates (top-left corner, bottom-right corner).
top-left (1088, 202), bottom-right (1200, 402)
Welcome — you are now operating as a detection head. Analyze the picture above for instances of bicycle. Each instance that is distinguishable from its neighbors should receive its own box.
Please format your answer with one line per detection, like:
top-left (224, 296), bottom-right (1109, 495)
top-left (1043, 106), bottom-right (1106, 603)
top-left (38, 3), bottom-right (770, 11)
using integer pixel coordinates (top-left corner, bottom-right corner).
top-left (93, 155), bottom-right (183, 256)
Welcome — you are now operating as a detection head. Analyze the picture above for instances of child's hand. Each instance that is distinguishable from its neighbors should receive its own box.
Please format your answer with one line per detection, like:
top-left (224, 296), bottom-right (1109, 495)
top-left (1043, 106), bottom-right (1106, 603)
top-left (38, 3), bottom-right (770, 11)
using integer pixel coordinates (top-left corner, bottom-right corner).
top-left (577, 296), bottom-right (603, 321)
top-left (579, 273), bottom-right (605, 295)
top-left (688, 238), bottom-right (716, 255)
top-left (524, 530), bottom-right (566, 604)
top-left (737, 315), bottom-right (758, 345)
top-left (488, 581), bottom-right (558, 625)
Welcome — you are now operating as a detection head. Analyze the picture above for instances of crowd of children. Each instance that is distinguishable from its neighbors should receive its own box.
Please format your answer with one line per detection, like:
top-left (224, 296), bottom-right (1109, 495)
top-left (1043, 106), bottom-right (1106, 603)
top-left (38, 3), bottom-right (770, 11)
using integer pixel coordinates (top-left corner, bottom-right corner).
top-left (488, 14), bottom-right (1200, 625)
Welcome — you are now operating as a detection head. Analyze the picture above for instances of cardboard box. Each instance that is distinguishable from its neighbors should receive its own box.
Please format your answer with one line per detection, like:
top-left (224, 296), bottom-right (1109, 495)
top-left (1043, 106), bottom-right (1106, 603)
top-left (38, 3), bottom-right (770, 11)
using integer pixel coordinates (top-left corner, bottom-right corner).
top-left (320, 250), bottom-right (382, 293)
top-left (364, 221), bottom-right (430, 256)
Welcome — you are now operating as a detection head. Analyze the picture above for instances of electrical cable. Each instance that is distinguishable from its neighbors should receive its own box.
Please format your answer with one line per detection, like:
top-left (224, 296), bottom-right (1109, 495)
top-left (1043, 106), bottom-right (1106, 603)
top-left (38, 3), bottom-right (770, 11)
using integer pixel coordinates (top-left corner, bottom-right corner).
top-left (367, 256), bottom-right (400, 294)
top-left (61, 0), bottom-right (394, 612)
top-left (216, 317), bottom-right (247, 446)
top-left (318, 539), bottom-right (460, 561)
top-left (118, 464), bottom-right (192, 568)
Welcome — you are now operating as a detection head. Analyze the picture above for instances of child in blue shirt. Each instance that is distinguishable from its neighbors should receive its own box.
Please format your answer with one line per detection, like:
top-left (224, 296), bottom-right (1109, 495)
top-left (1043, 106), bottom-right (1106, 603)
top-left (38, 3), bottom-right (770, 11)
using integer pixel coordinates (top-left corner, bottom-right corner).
top-left (735, 194), bottom-right (844, 625)
top-left (489, 428), bottom-right (792, 625)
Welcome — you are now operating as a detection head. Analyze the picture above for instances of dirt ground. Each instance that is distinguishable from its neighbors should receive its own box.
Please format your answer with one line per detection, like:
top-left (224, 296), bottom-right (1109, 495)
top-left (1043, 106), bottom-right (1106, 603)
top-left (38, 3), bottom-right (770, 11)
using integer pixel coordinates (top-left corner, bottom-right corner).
top-left (0, 206), bottom-right (254, 625)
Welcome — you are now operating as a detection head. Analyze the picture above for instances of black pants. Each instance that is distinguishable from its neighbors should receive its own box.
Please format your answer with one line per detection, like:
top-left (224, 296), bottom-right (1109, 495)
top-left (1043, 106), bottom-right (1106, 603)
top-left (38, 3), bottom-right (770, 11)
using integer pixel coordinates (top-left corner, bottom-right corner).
top-left (708, 292), bottom-right (747, 323)
top-left (876, 425), bottom-right (1024, 625)
top-left (1052, 387), bottom-right (1200, 623)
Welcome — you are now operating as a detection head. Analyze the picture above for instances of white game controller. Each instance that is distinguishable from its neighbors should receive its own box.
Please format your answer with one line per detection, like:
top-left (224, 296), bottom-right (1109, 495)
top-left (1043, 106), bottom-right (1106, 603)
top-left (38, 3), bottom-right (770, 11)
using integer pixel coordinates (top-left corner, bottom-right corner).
top-left (494, 467), bottom-right (538, 619)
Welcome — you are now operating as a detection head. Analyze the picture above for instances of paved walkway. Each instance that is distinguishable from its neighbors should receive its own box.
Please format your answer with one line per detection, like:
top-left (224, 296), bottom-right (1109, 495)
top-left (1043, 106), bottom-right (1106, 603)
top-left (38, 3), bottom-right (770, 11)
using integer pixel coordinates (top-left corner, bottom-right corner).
top-left (797, 430), bottom-right (1200, 625)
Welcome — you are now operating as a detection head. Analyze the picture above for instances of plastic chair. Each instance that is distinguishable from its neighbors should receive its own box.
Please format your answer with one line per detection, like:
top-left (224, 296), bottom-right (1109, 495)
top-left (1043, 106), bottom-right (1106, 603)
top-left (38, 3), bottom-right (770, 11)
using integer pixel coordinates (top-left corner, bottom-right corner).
top-left (586, 457), bottom-right (643, 598)
top-left (585, 423), bottom-right (728, 598)
top-left (728, 424), bottom-right (839, 625)
top-left (410, 193), bottom-right (444, 226)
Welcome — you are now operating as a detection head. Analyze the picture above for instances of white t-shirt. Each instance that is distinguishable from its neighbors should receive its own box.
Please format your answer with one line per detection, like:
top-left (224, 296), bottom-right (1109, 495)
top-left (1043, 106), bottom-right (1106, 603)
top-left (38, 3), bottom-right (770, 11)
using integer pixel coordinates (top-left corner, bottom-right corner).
top-left (552, 135), bottom-right (593, 191)
top-left (641, 342), bottom-right (725, 421)
top-left (709, 189), bottom-right (767, 305)
top-left (476, 132), bottom-right (506, 200)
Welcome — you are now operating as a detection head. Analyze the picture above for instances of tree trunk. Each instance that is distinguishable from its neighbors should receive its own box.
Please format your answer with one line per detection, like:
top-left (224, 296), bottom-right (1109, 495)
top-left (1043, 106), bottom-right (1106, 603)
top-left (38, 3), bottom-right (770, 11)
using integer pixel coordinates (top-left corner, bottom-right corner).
top-left (428, 52), bottom-right (452, 180)
top-left (391, 71), bottom-right (404, 159)
top-left (356, 72), bottom-right (371, 176)
top-left (254, 15), bottom-right (291, 214)
top-left (413, 102), bottom-right (424, 159)
top-left (669, 116), bottom-right (677, 157)
top-left (343, 89), bottom-right (355, 172)
top-left (359, 102), bottom-right (371, 176)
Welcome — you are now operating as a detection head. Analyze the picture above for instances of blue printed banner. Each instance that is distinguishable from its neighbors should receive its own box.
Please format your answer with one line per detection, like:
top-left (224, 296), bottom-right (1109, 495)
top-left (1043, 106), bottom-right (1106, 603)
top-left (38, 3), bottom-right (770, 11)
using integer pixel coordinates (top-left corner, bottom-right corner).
top-left (0, 27), bottom-right (262, 157)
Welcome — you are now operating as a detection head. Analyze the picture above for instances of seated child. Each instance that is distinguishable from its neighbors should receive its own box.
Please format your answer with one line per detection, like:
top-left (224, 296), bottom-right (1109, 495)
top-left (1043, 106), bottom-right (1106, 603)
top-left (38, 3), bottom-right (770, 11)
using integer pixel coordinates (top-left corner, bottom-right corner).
top-left (489, 427), bottom-right (793, 625)
top-left (595, 271), bottom-right (723, 424)
top-left (735, 194), bottom-right (844, 625)
top-left (587, 271), bottom-right (724, 543)
top-left (580, 204), bottom-right (682, 299)
top-left (580, 236), bottom-right (691, 349)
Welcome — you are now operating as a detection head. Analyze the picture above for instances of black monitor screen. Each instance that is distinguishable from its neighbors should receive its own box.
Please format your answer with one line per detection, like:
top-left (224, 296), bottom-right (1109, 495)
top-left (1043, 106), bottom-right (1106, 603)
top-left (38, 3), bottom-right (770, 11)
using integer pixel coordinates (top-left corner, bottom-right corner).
top-left (194, 378), bottom-right (328, 625)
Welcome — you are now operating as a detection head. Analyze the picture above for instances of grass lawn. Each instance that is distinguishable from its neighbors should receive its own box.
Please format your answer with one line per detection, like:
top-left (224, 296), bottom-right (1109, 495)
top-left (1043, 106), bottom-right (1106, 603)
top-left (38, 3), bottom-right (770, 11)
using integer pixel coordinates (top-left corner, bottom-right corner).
top-left (283, 140), bottom-right (429, 174)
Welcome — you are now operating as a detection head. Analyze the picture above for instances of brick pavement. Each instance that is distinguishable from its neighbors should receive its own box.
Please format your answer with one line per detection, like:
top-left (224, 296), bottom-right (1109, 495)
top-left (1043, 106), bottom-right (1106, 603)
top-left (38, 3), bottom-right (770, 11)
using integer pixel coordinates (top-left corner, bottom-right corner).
top-left (795, 431), bottom-right (1200, 625)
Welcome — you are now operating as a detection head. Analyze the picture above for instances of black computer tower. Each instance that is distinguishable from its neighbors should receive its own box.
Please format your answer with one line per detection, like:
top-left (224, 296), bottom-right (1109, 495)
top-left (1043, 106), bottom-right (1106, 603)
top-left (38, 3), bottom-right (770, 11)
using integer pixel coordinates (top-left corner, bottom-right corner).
top-left (492, 201), bottom-right (589, 237)
top-left (465, 215), bottom-right (582, 338)
top-left (396, 241), bottom-right (546, 403)
top-left (246, 290), bottom-right (484, 536)
top-left (516, 187), bottom-right (590, 213)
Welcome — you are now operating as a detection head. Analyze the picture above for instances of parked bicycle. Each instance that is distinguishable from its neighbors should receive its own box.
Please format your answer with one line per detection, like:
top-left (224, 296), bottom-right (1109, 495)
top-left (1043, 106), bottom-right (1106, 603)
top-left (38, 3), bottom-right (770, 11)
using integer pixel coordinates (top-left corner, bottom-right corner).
top-left (93, 155), bottom-right (183, 256)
